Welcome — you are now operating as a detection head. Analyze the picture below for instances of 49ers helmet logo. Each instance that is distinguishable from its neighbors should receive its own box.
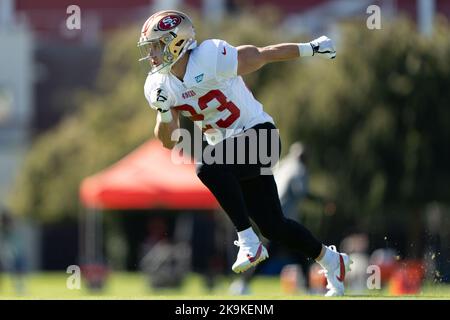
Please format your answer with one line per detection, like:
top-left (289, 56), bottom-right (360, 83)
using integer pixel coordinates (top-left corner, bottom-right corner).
top-left (157, 15), bottom-right (182, 31)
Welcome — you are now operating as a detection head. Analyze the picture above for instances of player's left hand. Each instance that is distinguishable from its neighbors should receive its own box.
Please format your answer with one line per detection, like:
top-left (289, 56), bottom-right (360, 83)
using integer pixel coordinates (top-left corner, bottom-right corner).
top-left (310, 36), bottom-right (336, 59)
top-left (149, 87), bottom-right (171, 112)
top-left (150, 87), bottom-right (173, 123)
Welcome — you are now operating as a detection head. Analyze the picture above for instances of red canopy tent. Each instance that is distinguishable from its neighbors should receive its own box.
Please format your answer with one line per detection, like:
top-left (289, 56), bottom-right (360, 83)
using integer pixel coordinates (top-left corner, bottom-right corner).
top-left (79, 139), bottom-right (218, 210)
top-left (78, 139), bottom-right (219, 288)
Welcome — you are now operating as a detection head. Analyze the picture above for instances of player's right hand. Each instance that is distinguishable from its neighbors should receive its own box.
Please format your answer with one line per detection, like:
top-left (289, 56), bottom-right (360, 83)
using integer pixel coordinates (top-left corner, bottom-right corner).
top-left (150, 87), bottom-right (171, 113)
top-left (310, 36), bottom-right (336, 59)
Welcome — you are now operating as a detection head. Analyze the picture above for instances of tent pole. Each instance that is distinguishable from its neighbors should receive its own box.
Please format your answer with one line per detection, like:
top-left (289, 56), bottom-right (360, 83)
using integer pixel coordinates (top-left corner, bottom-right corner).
top-left (96, 208), bottom-right (104, 264)
top-left (78, 204), bottom-right (85, 266)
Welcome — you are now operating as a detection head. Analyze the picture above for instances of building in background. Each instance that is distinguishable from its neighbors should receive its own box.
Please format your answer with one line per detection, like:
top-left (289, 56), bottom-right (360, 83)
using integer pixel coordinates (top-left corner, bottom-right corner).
top-left (0, 0), bottom-right (33, 210)
top-left (0, 0), bottom-right (39, 272)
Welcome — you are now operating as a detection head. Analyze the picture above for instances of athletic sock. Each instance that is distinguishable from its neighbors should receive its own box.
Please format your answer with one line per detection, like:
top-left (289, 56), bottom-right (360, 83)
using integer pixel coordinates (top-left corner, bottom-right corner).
top-left (317, 246), bottom-right (339, 270)
top-left (237, 227), bottom-right (259, 244)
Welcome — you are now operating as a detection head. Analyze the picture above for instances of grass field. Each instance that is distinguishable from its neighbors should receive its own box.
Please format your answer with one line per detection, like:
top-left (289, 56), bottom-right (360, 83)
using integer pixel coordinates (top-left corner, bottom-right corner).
top-left (0, 272), bottom-right (449, 299)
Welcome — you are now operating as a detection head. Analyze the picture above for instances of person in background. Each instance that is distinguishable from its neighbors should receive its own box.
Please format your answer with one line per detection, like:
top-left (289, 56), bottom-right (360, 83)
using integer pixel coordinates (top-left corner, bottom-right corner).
top-left (0, 207), bottom-right (27, 295)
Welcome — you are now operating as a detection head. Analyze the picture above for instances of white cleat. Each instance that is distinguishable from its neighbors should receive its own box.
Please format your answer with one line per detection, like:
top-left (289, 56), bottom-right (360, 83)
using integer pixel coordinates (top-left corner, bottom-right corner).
top-left (232, 240), bottom-right (269, 273)
top-left (319, 245), bottom-right (353, 297)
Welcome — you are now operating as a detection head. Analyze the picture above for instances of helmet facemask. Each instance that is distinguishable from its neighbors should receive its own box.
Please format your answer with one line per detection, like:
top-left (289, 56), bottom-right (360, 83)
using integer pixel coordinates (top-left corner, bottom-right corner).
top-left (138, 35), bottom-right (196, 75)
top-left (138, 37), bottom-right (171, 74)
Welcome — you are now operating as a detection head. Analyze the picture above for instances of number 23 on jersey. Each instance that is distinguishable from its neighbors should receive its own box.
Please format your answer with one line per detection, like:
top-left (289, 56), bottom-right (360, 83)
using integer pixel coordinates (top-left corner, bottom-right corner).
top-left (174, 89), bottom-right (240, 132)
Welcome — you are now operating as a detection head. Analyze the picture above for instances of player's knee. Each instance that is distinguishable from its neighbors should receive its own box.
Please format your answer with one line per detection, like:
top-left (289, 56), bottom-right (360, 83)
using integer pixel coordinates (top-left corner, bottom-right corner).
top-left (257, 219), bottom-right (285, 241)
top-left (260, 228), bottom-right (282, 242)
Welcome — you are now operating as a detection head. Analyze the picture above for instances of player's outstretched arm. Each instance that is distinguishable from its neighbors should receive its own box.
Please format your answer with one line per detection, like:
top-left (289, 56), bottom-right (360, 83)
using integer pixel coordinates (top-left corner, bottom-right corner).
top-left (237, 35), bottom-right (336, 76)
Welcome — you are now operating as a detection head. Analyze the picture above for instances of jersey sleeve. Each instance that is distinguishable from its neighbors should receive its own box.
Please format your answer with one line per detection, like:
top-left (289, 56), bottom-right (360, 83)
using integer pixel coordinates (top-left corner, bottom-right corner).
top-left (195, 39), bottom-right (238, 82)
top-left (214, 39), bottom-right (238, 81)
top-left (143, 74), bottom-right (175, 108)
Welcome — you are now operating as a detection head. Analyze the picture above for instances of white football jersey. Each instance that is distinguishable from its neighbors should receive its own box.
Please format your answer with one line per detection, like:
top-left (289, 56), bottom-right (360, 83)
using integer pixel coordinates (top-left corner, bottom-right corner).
top-left (144, 39), bottom-right (274, 145)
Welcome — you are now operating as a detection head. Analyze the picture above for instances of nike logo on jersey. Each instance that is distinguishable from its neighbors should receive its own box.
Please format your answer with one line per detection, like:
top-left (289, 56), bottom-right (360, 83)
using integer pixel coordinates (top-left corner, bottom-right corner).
top-left (222, 47), bottom-right (227, 55)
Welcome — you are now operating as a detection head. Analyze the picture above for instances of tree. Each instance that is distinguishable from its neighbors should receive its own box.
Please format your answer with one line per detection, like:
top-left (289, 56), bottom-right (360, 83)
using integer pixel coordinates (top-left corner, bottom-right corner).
top-left (9, 27), bottom-right (156, 221)
top-left (259, 18), bottom-right (450, 254)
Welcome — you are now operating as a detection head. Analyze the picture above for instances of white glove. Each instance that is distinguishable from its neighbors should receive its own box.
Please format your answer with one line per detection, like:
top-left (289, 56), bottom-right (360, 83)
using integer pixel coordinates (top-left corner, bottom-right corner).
top-left (150, 87), bottom-right (173, 123)
top-left (298, 35), bottom-right (336, 59)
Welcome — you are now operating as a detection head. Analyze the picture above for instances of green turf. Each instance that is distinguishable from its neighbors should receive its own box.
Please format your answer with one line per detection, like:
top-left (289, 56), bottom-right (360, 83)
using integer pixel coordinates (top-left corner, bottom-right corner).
top-left (0, 272), bottom-right (449, 299)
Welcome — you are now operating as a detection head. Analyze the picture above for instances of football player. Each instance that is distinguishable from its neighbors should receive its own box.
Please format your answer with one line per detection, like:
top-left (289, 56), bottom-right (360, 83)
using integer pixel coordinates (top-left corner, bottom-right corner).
top-left (138, 10), bottom-right (352, 296)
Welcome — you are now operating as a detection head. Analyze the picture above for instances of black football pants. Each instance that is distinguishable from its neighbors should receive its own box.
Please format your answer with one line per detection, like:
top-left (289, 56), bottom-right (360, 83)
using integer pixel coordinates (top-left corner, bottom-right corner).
top-left (196, 122), bottom-right (322, 259)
